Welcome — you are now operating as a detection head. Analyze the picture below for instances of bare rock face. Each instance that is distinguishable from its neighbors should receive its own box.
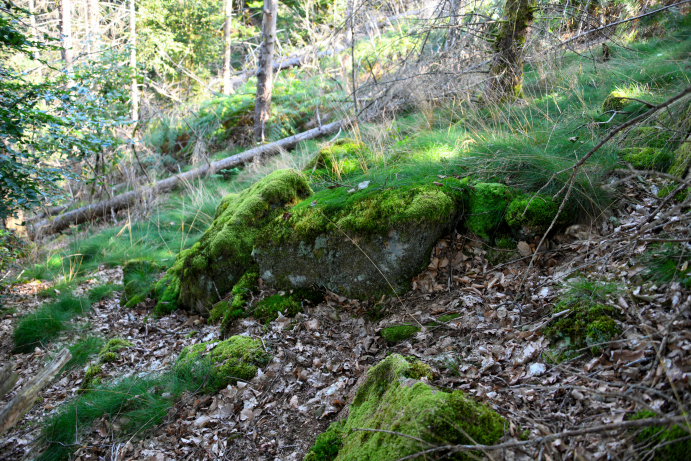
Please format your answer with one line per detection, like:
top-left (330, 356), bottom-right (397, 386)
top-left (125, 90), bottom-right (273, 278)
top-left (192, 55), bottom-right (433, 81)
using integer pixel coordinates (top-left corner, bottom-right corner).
top-left (253, 221), bottom-right (453, 299)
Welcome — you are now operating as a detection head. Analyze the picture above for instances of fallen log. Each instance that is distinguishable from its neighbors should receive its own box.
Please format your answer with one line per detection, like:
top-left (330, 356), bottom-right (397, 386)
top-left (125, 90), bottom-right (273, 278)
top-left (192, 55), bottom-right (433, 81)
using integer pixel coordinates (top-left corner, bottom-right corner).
top-left (29, 120), bottom-right (347, 238)
top-left (0, 363), bottom-right (17, 399)
top-left (0, 348), bottom-right (71, 437)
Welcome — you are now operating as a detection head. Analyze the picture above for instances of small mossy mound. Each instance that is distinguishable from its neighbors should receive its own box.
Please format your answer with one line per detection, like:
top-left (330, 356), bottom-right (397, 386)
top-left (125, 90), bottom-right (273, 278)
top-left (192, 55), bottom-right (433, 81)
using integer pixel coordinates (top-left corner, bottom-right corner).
top-left (437, 313), bottom-right (460, 323)
top-left (544, 301), bottom-right (620, 358)
top-left (161, 169), bottom-right (313, 314)
top-left (621, 147), bottom-right (673, 171)
top-left (121, 259), bottom-right (161, 308)
top-left (602, 90), bottom-right (631, 112)
top-left (253, 294), bottom-right (302, 324)
top-left (627, 126), bottom-right (674, 150)
top-left (669, 134), bottom-right (691, 177)
top-left (657, 184), bottom-right (688, 202)
top-left (81, 365), bottom-right (103, 390)
top-left (176, 336), bottom-right (271, 392)
top-left (305, 138), bottom-right (369, 178)
top-left (99, 338), bottom-right (133, 356)
top-left (381, 325), bottom-right (420, 344)
top-left (505, 193), bottom-right (562, 237)
top-left (99, 351), bottom-right (118, 363)
top-left (465, 182), bottom-right (512, 241)
top-left (153, 267), bottom-right (183, 316)
top-left (630, 410), bottom-right (691, 461)
top-left (403, 357), bottom-right (434, 381)
top-left (209, 268), bottom-right (260, 329)
top-left (304, 354), bottom-right (505, 461)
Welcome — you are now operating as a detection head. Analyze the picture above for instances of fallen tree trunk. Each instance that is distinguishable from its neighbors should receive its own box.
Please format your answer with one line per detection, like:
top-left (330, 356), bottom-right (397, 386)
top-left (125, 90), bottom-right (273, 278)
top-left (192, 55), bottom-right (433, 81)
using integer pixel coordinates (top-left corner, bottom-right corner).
top-left (29, 120), bottom-right (347, 238)
top-left (0, 348), bottom-right (71, 437)
top-left (0, 363), bottom-right (17, 399)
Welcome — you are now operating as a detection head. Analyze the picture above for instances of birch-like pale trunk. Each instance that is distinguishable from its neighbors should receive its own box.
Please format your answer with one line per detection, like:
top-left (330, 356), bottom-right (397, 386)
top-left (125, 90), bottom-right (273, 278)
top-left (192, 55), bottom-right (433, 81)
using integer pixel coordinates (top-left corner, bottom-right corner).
top-left (59, 0), bottom-right (73, 64)
top-left (130, 0), bottom-right (138, 121)
top-left (87, 0), bottom-right (99, 55)
top-left (222, 0), bottom-right (234, 95)
top-left (253, 0), bottom-right (277, 142)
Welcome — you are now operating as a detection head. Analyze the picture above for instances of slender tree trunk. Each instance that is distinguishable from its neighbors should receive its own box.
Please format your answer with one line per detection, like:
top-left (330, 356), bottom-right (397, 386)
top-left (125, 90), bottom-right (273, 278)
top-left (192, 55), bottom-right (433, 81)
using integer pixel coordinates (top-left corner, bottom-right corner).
top-left (130, 0), bottom-right (138, 121)
top-left (446, 0), bottom-right (459, 51)
top-left (87, 0), bottom-right (99, 55)
top-left (253, 0), bottom-right (277, 143)
top-left (59, 0), bottom-right (73, 65)
top-left (29, 0), bottom-right (41, 77)
top-left (484, 0), bottom-right (536, 102)
top-left (222, 0), bottom-right (234, 95)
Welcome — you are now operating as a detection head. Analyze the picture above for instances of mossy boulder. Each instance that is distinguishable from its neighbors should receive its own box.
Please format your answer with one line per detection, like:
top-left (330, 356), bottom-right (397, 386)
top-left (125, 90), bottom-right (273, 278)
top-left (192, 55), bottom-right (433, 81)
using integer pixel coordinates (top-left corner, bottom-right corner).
top-left (253, 178), bottom-right (463, 299)
top-left (465, 182), bottom-right (513, 240)
top-left (602, 90), bottom-right (631, 112)
top-left (209, 268), bottom-right (260, 328)
top-left (505, 193), bottom-right (562, 238)
top-left (176, 336), bottom-right (271, 392)
top-left (305, 138), bottom-right (369, 179)
top-left (304, 354), bottom-right (505, 461)
top-left (669, 134), bottom-right (691, 178)
top-left (621, 147), bottom-right (673, 171)
top-left (159, 169), bottom-right (312, 314)
top-left (121, 259), bottom-right (161, 308)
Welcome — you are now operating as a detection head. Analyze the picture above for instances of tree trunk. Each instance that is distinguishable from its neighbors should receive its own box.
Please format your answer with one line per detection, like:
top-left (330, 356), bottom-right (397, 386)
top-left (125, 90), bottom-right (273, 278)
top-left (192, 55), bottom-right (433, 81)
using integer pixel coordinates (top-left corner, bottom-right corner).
top-left (29, 120), bottom-right (346, 238)
top-left (87, 0), bottom-right (99, 55)
top-left (445, 0), bottom-right (459, 51)
top-left (0, 349), bottom-right (71, 437)
top-left (29, 0), bottom-right (41, 76)
top-left (484, 0), bottom-right (536, 101)
top-left (222, 0), bottom-right (234, 95)
top-left (130, 0), bottom-right (138, 121)
top-left (253, 0), bottom-right (277, 143)
top-left (59, 0), bottom-right (73, 65)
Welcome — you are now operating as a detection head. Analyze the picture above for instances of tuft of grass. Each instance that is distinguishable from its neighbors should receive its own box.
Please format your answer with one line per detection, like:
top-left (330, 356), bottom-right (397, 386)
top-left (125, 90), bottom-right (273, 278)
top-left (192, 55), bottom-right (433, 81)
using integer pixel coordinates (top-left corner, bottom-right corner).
top-left (642, 244), bottom-right (691, 289)
top-left (87, 283), bottom-right (123, 303)
top-left (62, 336), bottom-right (105, 372)
top-left (39, 358), bottom-right (213, 461)
top-left (560, 277), bottom-right (622, 305)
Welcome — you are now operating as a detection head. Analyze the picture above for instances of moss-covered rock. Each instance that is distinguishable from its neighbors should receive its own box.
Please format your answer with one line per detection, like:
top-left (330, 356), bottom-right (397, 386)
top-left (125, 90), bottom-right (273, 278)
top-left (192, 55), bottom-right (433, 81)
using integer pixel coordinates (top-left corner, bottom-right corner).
top-left (160, 169), bottom-right (312, 314)
top-left (176, 336), bottom-right (271, 392)
top-left (253, 294), bottom-right (302, 324)
top-left (304, 354), bottom-right (505, 461)
top-left (80, 365), bottom-right (103, 390)
top-left (253, 178), bottom-right (463, 299)
top-left (621, 147), bottom-right (673, 171)
top-left (544, 301), bottom-right (620, 358)
top-left (669, 134), bottom-right (691, 178)
top-left (121, 259), bottom-right (161, 308)
top-left (381, 325), bottom-right (420, 344)
top-left (305, 138), bottom-right (369, 179)
top-left (465, 182), bottom-right (513, 240)
top-left (99, 338), bottom-right (133, 356)
top-left (209, 268), bottom-right (260, 328)
top-left (602, 90), bottom-right (631, 112)
top-left (505, 193), bottom-right (562, 238)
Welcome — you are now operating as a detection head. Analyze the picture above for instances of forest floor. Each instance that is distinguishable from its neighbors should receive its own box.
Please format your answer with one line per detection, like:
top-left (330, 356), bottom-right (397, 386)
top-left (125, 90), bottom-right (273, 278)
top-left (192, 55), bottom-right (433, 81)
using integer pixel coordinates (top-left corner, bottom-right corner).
top-left (0, 172), bottom-right (689, 461)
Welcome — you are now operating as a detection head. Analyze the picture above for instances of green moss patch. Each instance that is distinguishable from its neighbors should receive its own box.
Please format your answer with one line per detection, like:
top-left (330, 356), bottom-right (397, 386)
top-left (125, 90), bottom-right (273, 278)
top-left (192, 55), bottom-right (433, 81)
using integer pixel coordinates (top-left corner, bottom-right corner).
top-left (621, 147), bottom-right (673, 171)
top-left (100, 338), bottom-right (133, 356)
top-left (505, 193), bottom-right (562, 235)
top-left (465, 182), bottom-right (513, 240)
top-left (121, 259), bottom-right (161, 308)
top-left (544, 301), bottom-right (620, 358)
top-left (305, 354), bottom-right (505, 461)
top-left (176, 336), bottom-right (271, 392)
top-left (669, 135), bottom-right (691, 177)
top-left (630, 410), bottom-right (691, 461)
top-left (381, 325), bottom-right (420, 344)
top-left (253, 294), bottom-right (302, 324)
top-left (209, 268), bottom-right (260, 328)
top-left (162, 169), bottom-right (312, 313)
top-left (305, 138), bottom-right (369, 179)
top-left (602, 90), bottom-right (631, 112)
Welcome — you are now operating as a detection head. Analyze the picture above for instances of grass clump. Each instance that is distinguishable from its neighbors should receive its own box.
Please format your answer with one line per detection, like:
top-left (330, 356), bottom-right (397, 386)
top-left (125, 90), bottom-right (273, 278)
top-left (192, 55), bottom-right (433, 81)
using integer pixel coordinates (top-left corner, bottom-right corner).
top-left (39, 358), bottom-right (213, 461)
top-left (62, 336), bottom-right (105, 372)
top-left (642, 244), bottom-right (691, 289)
top-left (87, 283), bottom-right (122, 303)
top-left (121, 259), bottom-right (161, 308)
top-left (253, 294), bottom-right (302, 324)
top-left (629, 410), bottom-right (691, 461)
top-left (176, 336), bottom-right (270, 392)
top-left (304, 354), bottom-right (504, 461)
top-left (381, 325), bottom-right (420, 344)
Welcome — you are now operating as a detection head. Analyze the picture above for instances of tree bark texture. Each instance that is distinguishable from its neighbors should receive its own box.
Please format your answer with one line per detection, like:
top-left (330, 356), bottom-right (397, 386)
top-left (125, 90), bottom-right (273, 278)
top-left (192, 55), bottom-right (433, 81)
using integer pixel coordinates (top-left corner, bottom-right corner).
top-left (223, 0), bottom-right (234, 95)
top-left (485, 0), bottom-right (536, 101)
top-left (59, 0), bottom-right (73, 64)
top-left (29, 120), bottom-right (347, 238)
top-left (130, 0), bottom-right (138, 121)
top-left (0, 349), bottom-right (71, 437)
top-left (254, 0), bottom-right (277, 142)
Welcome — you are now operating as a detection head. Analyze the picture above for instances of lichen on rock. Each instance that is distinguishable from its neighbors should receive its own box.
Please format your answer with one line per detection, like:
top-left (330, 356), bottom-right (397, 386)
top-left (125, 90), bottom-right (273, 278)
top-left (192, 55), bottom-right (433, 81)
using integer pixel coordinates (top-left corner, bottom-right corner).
top-left (158, 169), bottom-right (312, 314)
top-left (176, 336), bottom-right (271, 392)
top-left (304, 354), bottom-right (505, 461)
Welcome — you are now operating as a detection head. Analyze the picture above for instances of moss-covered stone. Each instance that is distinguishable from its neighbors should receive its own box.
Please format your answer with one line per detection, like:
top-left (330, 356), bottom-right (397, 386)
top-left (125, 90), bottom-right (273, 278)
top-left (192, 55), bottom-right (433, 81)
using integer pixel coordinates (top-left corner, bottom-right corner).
top-left (99, 338), bottom-right (133, 356)
top-left (121, 259), bottom-right (161, 308)
top-left (81, 364), bottom-right (103, 390)
top-left (99, 351), bottom-right (119, 363)
top-left (253, 294), bottom-right (302, 324)
top-left (305, 138), bottom-right (369, 179)
top-left (627, 126), bottom-right (674, 150)
top-left (254, 178), bottom-right (464, 299)
top-left (669, 134), bottom-right (691, 178)
top-left (544, 301), bottom-right (620, 358)
top-left (630, 410), bottom-right (691, 461)
top-left (621, 147), bottom-right (673, 171)
top-left (505, 193), bottom-right (562, 237)
top-left (602, 90), bottom-right (631, 112)
top-left (381, 325), bottom-right (420, 344)
top-left (465, 182), bottom-right (512, 240)
top-left (403, 357), bottom-right (434, 381)
top-left (176, 336), bottom-right (271, 392)
top-left (161, 169), bottom-right (312, 314)
top-left (304, 354), bottom-right (505, 461)
top-left (209, 268), bottom-right (260, 329)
